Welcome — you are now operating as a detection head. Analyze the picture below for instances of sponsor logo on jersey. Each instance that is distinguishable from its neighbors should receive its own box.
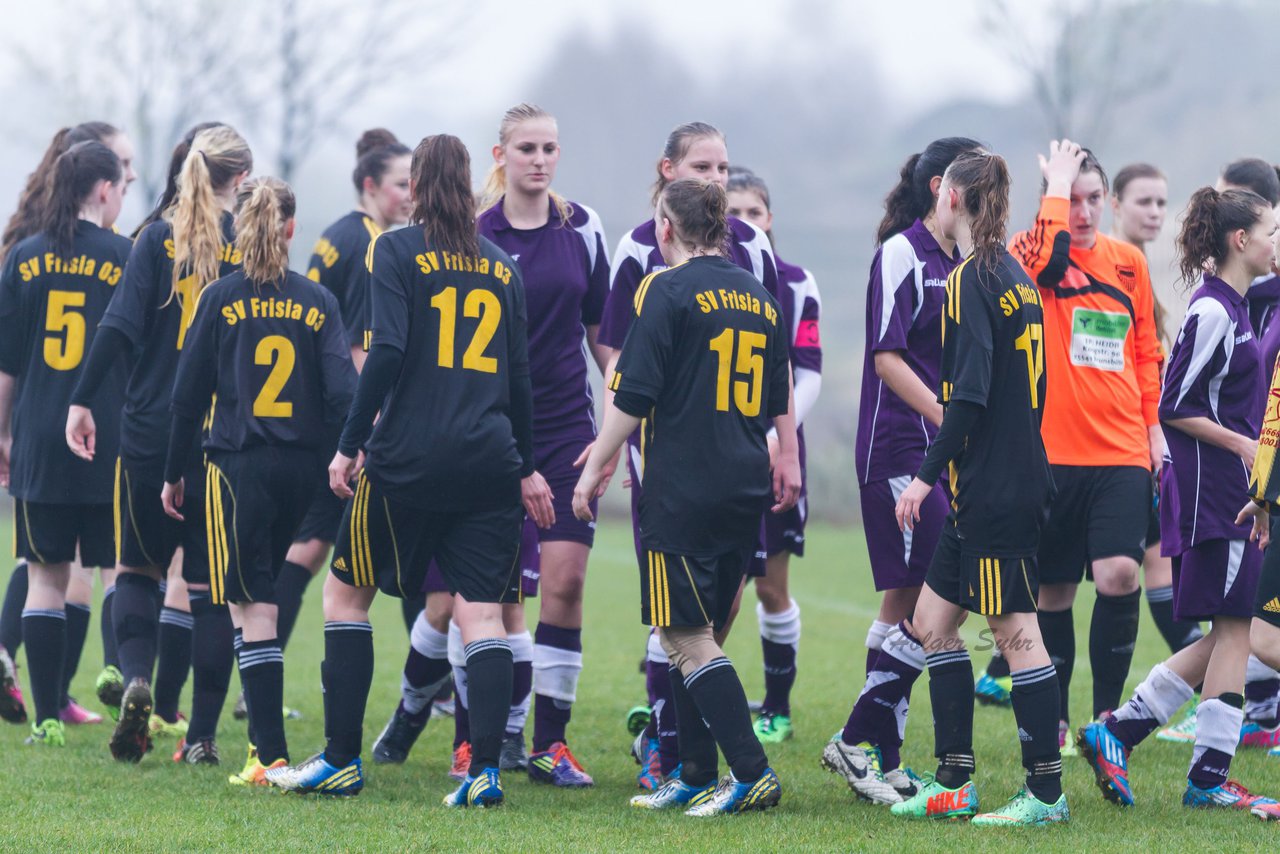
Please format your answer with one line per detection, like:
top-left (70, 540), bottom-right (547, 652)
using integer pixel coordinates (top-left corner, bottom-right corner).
top-left (1115, 265), bottom-right (1137, 292)
top-left (1264, 597), bottom-right (1280, 614)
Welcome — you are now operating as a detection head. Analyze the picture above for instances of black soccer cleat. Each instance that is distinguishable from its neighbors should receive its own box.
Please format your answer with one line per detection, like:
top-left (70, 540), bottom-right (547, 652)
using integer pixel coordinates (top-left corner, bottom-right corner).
top-left (372, 703), bottom-right (427, 764)
top-left (109, 678), bottom-right (154, 763)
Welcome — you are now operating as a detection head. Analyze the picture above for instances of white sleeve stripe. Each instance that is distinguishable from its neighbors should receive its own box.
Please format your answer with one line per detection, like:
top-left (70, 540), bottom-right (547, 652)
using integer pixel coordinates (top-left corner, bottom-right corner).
top-left (608, 232), bottom-right (650, 289)
top-left (1174, 299), bottom-right (1234, 412)
top-left (876, 236), bottom-right (919, 343)
top-left (573, 204), bottom-right (607, 277)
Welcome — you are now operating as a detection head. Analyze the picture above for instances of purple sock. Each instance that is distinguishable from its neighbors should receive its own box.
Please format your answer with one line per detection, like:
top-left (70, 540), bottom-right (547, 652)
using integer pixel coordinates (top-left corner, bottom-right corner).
top-left (647, 657), bottom-right (679, 774)
top-left (532, 622), bottom-right (581, 752)
top-left (1105, 663), bottom-right (1193, 749)
top-left (842, 621), bottom-right (923, 770)
top-left (1246, 676), bottom-right (1280, 727)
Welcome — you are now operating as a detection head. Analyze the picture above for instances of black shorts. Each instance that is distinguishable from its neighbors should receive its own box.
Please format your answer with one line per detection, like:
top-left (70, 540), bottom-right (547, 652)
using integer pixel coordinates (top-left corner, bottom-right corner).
top-left (926, 523), bottom-right (1039, 616)
top-left (294, 486), bottom-right (345, 545)
top-left (114, 455), bottom-right (210, 583)
top-left (1038, 465), bottom-right (1151, 585)
top-left (13, 499), bottom-right (113, 568)
top-left (641, 546), bottom-right (754, 631)
top-left (1146, 479), bottom-right (1162, 548)
top-left (330, 472), bottom-right (522, 604)
top-left (205, 447), bottom-right (319, 605)
top-left (1255, 517), bottom-right (1280, 628)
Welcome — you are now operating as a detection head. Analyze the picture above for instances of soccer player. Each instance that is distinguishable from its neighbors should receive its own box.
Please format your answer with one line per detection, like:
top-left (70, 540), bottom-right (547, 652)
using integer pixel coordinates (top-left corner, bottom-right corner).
top-left (888, 147), bottom-right (1064, 826)
top-left (999, 141), bottom-right (1163, 751)
top-left (1079, 184), bottom-right (1280, 819)
top-left (265, 134), bottom-right (539, 809)
top-left (830, 138), bottom-right (980, 803)
top-left (66, 125), bottom-right (252, 762)
top-left (575, 177), bottom-right (799, 816)
top-left (597, 120), bottom-right (779, 790)
top-left (725, 167), bottom-right (822, 745)
top-left (161, 176), bottom-right (357, 785)
top-left (0, 140), bottom-right (131, 746)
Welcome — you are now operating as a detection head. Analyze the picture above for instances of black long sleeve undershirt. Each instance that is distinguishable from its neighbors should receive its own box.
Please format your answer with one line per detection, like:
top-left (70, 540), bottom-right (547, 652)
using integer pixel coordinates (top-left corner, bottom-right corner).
top-left (163, 411), bottom-right (200, 485)
top-left (508, 369), bottom-right (536, 479)
top-left (70, 326), bottom-right (131, 408)
top-left (916, 399), bottom-right (982, 487)
top-left (337, 343), bottom-right (402, 458)
top-left (613, 389), bottom-right (655, 419)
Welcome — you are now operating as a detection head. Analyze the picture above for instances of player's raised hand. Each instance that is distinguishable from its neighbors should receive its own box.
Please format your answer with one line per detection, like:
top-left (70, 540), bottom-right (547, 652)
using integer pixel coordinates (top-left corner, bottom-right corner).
top-left (894, 477), bottom-right (933, 532)
top-left (329, 450), bottom-right (359, 499)
top-left (1039, 139), bottom-right (1086, 198)
top-left (523, 471), bottom-right (556, 529)
top-left (161, 479), bottom-right (185, 521)
top-left (771, 447), bottom-right (801, 513)
top-left (66, 404), bottom-right (97, 462)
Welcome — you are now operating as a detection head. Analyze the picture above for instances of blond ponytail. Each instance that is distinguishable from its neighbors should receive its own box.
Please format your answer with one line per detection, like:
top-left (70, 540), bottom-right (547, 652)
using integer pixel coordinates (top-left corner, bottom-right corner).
top-left (235, 177), bottom-right (295, 287)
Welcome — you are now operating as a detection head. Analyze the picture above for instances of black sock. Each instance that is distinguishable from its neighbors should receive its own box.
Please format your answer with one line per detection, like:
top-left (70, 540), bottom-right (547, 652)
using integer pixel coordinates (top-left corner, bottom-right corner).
top-left (683, 657), bottom-right (768, 784)
top-left (1011, 664), bottom-right (1063, 803)
top-left (23, 609), bottom-right (66, 723)
top-left (1146, 585), bottom-right (1203, 654)
top-left (464, 638), bottom-right (514, 775)
top-left (670, 665), bottom-right (718, 787)
top-left (926, 648), bottom-right (975, 788)
top-left (239, 639), bottom-right (286, 764)
top-left (322, 621), bottom-right (374, 768)
top-left (1090, 590), bottom-right (1140, 718)
top-left (100, 585), bottom-right (118, 669)
top-left (401, 592), bottom-right (425, 635)
top-left (0, 563), bottom-right (28, 656)
top-left (187, 594), bottom-right (234, 742)
top-left (60, 602), bottom-right (91, 707)
top-left (453, 667), bottom-right (471, 748)
top-left (234, 629), bottom-right (255, 745)
top-left (1037, 608), bottom-right (1074, 723)
top-left (274, 561), bottom-right (314, 652)
top-left (154, 606), bottom-right (194, 722)
top-left (986, 650), bottom-right (1010, 679)
top-left (113, 573), bottom-right (160, 686)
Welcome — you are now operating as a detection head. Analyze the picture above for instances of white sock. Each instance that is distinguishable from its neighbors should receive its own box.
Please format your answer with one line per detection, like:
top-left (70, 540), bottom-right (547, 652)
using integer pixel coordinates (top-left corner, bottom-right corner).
top-left (757, 599), bottom-right (801, 649)
top-left (1113, 663), bottom-right (1193, 726)
top-left (866, 620), bottom-right (893, 653)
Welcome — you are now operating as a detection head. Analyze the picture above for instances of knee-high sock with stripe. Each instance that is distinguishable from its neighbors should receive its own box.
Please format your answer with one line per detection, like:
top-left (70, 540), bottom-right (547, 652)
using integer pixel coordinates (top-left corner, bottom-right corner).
top-left (681, 657), bottom-right (769, 784)
top-left (926, 647), bottom-right (975, 788)
top-left (507, 630), bottom-right (533, 736)
top-left (399, 611), bottom-right (451, 722)
top-left (60, 602), bottom-right (91, 707)
top-left (239, 639), bottom-right (286, 764)
top-left (100, 584), bottom-right (118, 669)
top-left (154, 606), bottom-right (194, 723)
top-left (1037, 608), bottom-right (1074, 722)
top-left (1090, 590), bottom-right (1140, 718)
top-left (1105, 663), bottom-right (1194, 748)
top-left (113, 573), bottom-right (160, 687)
top-left (322, 621), bottom-right (374, 768)
top-left (186, 593), bottom-right (234, 743)
top-left (1011, 664), bottom-right (1063, 803)
top-left (842, 621), bottom-right (923, 771)
top-left (22, 608), bottom-right (65, 724)
top-left (532, 623), bottom-right (581, 751)
top-left (1189, 694), bottom-right (1243, 790)
top-left (465, 638), bottom-right (513, 775)
top-left (758, 600), bottom-right (800, 717)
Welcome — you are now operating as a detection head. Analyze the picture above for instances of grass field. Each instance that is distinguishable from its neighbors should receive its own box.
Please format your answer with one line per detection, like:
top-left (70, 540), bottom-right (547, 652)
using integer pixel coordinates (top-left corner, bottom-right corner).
top-left (3, 517), bottom-right (1278, 851)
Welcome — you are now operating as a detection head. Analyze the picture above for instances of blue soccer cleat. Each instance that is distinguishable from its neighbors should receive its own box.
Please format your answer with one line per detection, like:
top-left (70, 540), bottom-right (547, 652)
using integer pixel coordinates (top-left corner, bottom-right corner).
top-left (443, 767), bottom-right (504, 808)
top-left (264, 753), bottom-right (364, 796)
top-left (684, 768), bottom-right (782, 816)
top-left (974, 672), bottom-right (1013, 707)
top-left (631, 776), bottom-right (714, 810)
top-left (1077, 722), bottom-right (1133, 806)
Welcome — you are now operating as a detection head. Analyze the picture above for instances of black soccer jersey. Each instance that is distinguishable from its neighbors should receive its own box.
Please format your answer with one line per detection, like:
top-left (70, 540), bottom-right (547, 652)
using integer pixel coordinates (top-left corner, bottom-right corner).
top-left (171, 270), bottom-right (357, 455)
top-left (306, 210), bottom-right (381, 348)
top-left (99, 213), bottom-right (241, 471)
top-left (939, 250), bottom-right (1053, 556)
top-left (613, 256), bottom-right (791, 557)
top-left (0, 222), bottom-right (132, 503)
top-left (355, 228), bottom-right (531, 510)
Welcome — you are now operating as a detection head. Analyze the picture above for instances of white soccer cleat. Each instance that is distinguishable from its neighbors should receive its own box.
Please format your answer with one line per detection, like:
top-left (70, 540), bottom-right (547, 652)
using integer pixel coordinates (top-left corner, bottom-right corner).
top-left (821, 738), bottom-right (902, 805)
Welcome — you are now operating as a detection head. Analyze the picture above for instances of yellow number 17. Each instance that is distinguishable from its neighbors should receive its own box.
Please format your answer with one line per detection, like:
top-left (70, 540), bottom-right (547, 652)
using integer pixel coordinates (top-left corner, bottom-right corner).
top-left (1014, 323), bottom-right (1044, 409)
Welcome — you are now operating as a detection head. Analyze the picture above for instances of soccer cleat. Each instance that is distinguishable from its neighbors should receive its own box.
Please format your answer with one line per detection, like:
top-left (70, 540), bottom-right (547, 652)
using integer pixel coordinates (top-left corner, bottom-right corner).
top-left (229, 745), bottom-right (259, 785)
top-left (884, 766), bottom-right (921, 800)
top-left (232, 691), bottom-right (248, 720)
top-left (449, 742), bottom-right (471, 781)
top-left (95, 665), bottom-right (123, 720)
top-left (1077, 722), bottom-right (1134, 806)
top-left (1184, 780), bottom-right (1255, 810)
top-left (974, 671), bottom-right (1013, 707)
top-left (0, 647), bottom-right (27, 724)
top-left (631, 776), bottom-right (715, 809)
top-left (227, 755), bottom-right (288, 787)
top-left (500, 732), bottom-right (528, 772)
top-left (889, 775), bottom-right (978, 819)
top-left (442, 767), bottom-right (504, 808)
top-left (971, 787), bottom-right (1070, 826)
top-left (175, 737), bottom-right (220, 765)
top-left (528, 741), bottom-right (594, 787)
top-left (431, 697), bottom-right (456, 720)
top-left (820, 738), bottom-right (901, 805)
top-left (109, 678), bottom-right (154, 763)
top-left (1240, 721), bottom-right (1280, 748)
top-left (753, 712), bottom-right (794, 744)
top-left (59, 697), bottom-right (103, 725)
top-left (1058, 719), bottom-right (1078, 757)
top-left (684, 769), bottom-right (782, 816)
top-left (632, 731), bottom-right (662, 790)
top-left (1156, 702), bottom-right (1197, 744)
top-left (25, 719), bottom-right (66, 747)
top-left (372, 703), bottom-right (428, 764)
top-left (1214, 780), bottom-right (1280, 820)
top-left (625, 704), bottom-right (651, 736)
top-left (265, 753), bottom-right (364, 796)
top-left (149, 713), bottom-right (188, 739)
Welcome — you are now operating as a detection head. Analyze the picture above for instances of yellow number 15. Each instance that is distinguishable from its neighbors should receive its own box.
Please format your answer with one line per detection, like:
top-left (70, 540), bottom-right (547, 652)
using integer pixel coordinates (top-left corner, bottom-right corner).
top-left (708, 328), bottom-right (766, 417)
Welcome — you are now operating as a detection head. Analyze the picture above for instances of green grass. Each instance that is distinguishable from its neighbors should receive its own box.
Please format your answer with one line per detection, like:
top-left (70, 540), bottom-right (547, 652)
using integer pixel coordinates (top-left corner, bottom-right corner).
top-left (2, 518), bottom-right (1277, 851)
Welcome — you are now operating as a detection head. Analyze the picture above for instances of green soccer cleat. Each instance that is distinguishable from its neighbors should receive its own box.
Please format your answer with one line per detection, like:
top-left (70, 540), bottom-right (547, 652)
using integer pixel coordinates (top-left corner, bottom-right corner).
top-left (890, 774), bottom-right (978, 820)
top-left (95, 665), bottom-right (124, 721)
top-left (753, 712), bottom-right (794, 744)
top-left (972, 787), bottom-right (1069, 826)
top-left (26, 719), bottom-right (66, 747)
top-left (1156, 702), bottom-right (1198, 744)
top-left (626, 704), bottom-right (652, 737)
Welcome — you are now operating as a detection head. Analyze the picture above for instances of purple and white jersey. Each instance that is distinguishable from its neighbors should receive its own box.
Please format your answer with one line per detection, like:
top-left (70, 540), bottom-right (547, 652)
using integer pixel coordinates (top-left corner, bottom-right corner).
top-left (1159, 275), bottom-right (1264, 554)
top-left (855, 219), bottom-right (960, 485)
top-left (1248, 274), bottom-right (1280, 380)
top-left (597, 216), bottom-right (778, 350)
top-left (478, 198), bottom-right (609, 438)
top-left (775, 256), bottom-right (822, 377)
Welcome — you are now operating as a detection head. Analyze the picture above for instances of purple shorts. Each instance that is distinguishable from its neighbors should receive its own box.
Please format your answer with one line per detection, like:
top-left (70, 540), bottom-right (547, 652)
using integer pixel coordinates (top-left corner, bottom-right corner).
top-left (422, 518), bottom-right (541, 597)
top-left (535, 434), bottom-right (597, 547)
top-left (859, 476), bottom-right (949, 591)
top-left (1172, 538), bottom-right (1263, 621)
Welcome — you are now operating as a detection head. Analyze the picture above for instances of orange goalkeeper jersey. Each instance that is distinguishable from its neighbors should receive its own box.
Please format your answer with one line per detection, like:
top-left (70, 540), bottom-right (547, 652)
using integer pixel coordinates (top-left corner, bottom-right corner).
top-left (1009, 196), bottom-right (1163, 468)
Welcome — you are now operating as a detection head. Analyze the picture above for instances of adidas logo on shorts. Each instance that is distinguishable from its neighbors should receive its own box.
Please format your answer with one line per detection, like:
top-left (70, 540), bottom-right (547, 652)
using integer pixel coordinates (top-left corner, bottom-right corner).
top-left (1264, 597), bottom-right (1280, 614)
top-left (334, 556), bottom-right (348, 572)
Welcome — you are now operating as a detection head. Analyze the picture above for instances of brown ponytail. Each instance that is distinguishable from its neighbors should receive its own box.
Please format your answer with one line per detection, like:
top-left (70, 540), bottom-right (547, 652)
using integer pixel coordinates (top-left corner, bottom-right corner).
top-left (652, 122), bottom-right (724, 207)
top-left (411, 135), bottom-right (480, 258)
top-left (876, 137), bottom-right (983, 245)
top-left (657, 178), bottom-right (729, 255)
top-left (41, 141), bottom-right (122, 257)
top-left (352, 128), bottom-right (410, 194)
top-left (943, 151), bottom-right (1012, 272)
top-left (235, 177), bottom-right (295, 288)
top-left (1176, 186), bottom-right (1268, 286)
top-left (169, 125), bottom-right (252, 305)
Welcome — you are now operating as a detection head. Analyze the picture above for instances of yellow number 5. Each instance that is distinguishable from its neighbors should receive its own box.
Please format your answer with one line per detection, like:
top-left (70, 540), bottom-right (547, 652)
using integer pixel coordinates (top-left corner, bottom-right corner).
top-left (253, 335), bottom-right (295, 417)
top-left (44, 290), bottom-right (86, 371)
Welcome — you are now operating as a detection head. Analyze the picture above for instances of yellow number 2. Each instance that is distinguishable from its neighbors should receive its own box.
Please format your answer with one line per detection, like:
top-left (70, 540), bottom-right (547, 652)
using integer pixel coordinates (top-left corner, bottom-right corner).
top-left (253, 335), bottom-right (296, 417)
top-left (44, 289), bottom-right (86, 371)
top-left (1014, 322), bottom-right (1044, 409)
top-left (708, 328), bottom-right (766, 417)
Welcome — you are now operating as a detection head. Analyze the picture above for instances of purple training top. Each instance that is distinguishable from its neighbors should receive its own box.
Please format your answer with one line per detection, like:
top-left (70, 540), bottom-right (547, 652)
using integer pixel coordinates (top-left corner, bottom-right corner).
top-left (855, 219), bottom-right (960, 485)
top-left (478, 197), bottom-right (609, 438)
top-left (1248, 273), bottom-right (1280, 381)
top-left (597, 216), bottom-right (778, 350)
top-left (1160, 274), bottom-right (1264, 554)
